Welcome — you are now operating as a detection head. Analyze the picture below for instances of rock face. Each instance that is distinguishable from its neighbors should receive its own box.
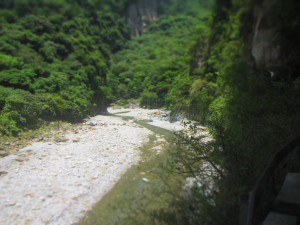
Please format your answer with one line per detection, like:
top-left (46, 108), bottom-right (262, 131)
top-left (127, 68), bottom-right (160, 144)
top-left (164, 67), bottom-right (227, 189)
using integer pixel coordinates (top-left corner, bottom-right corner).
top-left (251, 0), bottom-right (280, 70)
top-left (126, 0), bottom-right (168, 36)
top-left (251, 0), bottom-right (300, 80)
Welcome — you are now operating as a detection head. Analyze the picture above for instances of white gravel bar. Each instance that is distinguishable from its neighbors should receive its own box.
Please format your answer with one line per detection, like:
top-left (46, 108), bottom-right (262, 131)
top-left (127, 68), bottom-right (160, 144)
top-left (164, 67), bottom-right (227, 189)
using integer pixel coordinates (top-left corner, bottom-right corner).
top-left (0, 113), bottom-right (152, 225)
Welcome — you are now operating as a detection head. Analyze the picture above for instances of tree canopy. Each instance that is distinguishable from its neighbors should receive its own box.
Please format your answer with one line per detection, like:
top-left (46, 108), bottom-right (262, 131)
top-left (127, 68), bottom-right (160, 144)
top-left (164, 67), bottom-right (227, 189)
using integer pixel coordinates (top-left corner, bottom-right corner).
top-left (0, 0), bottom-right (129, 134)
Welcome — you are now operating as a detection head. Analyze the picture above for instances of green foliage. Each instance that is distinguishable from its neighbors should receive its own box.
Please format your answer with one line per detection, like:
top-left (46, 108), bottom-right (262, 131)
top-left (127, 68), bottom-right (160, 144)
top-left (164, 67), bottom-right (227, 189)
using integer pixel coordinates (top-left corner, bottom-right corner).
top-left (111, 15), bottom-right (208, 109)
top-left (4, 1), bottom-right (299, 224)
top-left (166, 74), bottom-right (192, 112)
top-left (189, 78), bottom-right (217, 122)
top-left (160, 0), bottom-right (215, 19)
top-left (0, 53), bottom-right (20, 70)
top-left (140, 91), bottom-right (160, 109)
top-left (1, 90), bottom-right (47, 130)
top-left (0, 0), bottom-right (130, 135)
top-left (0, 69), bottom-right (36, 90)
top-left (179, 2), bottom-right (300, 224)
top-left (0, 112), bottom-right (19, 135)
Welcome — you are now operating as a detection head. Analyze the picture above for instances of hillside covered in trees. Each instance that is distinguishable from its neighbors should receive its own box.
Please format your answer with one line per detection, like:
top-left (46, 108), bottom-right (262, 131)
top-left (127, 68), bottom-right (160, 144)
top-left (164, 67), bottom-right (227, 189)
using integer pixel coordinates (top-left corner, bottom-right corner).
top-left (0, 0), bottom-right (216, 135)
top-left (1, 0), bottom-right (300, 224)
top-left (0, 0), bottom-right (130, 135)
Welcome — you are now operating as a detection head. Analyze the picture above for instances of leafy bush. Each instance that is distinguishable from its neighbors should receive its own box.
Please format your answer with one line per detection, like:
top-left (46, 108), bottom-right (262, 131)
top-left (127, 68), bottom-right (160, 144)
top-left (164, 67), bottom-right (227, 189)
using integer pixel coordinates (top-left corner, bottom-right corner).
top-left (189, 80), bottom-right (217, 122)
top-left (0, 69), bottom-right (36, 90)
top-left (2, 92), bottom-right (44, 126)
top-left (111, 15), bottom-right (208, 108)
top-left (0, 112), bottom-right (19, 135)
top-left (140, 91), bottom-right (160, 109)
top-left (0, 53), bottom-right (20, 70)
top-left (166, 74), bottom-right (192, 113)
top-left (0, 0), bottom-right (130, 134)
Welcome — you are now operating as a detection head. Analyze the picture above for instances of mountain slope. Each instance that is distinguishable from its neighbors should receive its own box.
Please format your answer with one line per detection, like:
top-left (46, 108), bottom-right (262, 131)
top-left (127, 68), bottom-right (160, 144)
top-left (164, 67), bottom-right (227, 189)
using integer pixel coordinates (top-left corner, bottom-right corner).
top-left (0, 0), bottom-right (129, 134)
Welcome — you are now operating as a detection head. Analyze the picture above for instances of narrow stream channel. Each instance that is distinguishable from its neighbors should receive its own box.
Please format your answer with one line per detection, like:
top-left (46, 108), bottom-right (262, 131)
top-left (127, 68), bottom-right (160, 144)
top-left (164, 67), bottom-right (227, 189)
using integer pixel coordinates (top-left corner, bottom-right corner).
top-left (78, 116), bottom-right (186, 225)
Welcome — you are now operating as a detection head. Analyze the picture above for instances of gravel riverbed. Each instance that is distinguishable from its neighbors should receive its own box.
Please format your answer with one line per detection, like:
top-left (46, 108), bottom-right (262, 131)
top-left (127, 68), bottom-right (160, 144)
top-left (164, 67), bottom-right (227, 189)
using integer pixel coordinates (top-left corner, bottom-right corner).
top-left (0, 110), bottom-right (155, 225)
top-left (0, 108), bottom-right (187, 225)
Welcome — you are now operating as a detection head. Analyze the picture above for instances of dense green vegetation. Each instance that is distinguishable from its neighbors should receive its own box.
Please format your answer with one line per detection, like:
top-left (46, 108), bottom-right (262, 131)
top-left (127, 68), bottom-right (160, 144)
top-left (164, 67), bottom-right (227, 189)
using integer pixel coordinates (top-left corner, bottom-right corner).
top-left (110, 0), bottom-right (214, 113)
top-left (0, 0), bottom-right (215, 134)
top-left (169, 1), bottom-right (300, 224)
top-left (0, 0), bottom-right (129, 135)
top-left (111, 1), bottom-right (300, 224)
top-left (110, 15), bottom-right (208, 109)
top-left (1, 0), bottom-right (300, 224)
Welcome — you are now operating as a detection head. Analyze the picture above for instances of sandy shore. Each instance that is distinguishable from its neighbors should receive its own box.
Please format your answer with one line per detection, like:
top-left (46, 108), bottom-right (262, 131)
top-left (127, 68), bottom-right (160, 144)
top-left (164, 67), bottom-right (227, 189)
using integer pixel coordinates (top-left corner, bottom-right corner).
top-left (0, 112), bottom-right (153, 225)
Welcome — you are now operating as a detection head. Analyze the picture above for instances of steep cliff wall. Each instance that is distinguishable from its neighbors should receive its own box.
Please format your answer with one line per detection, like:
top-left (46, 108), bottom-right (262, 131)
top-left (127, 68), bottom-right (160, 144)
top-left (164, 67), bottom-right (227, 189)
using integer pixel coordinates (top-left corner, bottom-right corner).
top-left (251, 0), bottom-right (279, 70)
top-left (125, 0), bottom-right (168, 36)
top-left (251, 0), bottom-right (300, 80)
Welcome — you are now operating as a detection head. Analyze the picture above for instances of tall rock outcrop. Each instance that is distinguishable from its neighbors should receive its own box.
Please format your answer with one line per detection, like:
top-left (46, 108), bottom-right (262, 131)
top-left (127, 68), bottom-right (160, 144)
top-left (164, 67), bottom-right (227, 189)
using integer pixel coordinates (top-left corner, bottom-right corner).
top-left (126, 0), bottom-right (168, 36)
top-left (251, 0), bottom-right (300, 80)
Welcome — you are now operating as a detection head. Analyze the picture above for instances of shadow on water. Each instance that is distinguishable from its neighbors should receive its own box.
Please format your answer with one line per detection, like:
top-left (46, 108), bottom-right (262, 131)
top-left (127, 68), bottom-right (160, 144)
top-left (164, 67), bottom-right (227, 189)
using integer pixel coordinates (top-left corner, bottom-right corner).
top-left (78, 116), bottom-right (187, 225)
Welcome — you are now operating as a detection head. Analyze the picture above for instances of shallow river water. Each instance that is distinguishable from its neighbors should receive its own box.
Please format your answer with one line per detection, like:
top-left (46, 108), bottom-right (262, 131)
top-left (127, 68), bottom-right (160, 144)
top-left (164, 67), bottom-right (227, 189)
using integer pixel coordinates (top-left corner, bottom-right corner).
top-left (78, 118), bottom-right (185, 225)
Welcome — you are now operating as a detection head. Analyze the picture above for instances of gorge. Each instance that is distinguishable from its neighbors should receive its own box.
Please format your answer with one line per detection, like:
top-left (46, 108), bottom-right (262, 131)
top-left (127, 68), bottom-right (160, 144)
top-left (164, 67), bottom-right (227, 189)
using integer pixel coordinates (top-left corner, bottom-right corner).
top-left (0, 0), bottom-right (300, 224)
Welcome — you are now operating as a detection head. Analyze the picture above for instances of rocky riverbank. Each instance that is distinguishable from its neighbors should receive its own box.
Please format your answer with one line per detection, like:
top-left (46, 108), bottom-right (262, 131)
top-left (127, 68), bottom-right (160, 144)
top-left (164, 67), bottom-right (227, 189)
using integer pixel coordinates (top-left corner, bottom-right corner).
top-left (0, 112), bottom-right (152, 225)
top-left (0, 107), bottom-right (211, 225)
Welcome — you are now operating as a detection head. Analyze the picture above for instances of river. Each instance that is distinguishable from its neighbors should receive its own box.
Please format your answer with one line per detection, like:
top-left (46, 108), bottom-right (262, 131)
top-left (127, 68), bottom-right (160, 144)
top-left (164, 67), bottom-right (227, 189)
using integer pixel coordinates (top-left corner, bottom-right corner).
top-left (78, 110), bottom-right (187, 225)
top-left (0, 108), bottom-right (188, 225)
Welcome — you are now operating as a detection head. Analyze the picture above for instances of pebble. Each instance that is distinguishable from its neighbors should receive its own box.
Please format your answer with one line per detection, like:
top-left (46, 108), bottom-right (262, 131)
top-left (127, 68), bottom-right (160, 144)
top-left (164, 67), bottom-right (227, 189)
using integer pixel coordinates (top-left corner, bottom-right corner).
top-left (0, 171), bottom-right (8, 176)
top-left (0, 151), bottom-right (8, 157)
top-left (142, 178), bottom-right (150, 183)
top-left (72, 138), bottom-right (80, 143)
top-left (56, 137), bottom-right (68, 143)
top-left (5, 202), bottom-right (16, 207)
top-left (86, 120), bottom-right (98, 126)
